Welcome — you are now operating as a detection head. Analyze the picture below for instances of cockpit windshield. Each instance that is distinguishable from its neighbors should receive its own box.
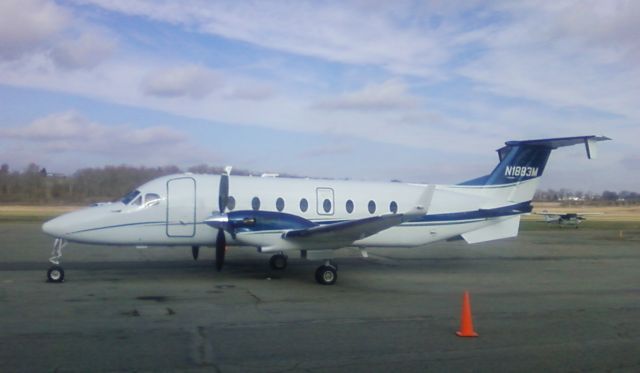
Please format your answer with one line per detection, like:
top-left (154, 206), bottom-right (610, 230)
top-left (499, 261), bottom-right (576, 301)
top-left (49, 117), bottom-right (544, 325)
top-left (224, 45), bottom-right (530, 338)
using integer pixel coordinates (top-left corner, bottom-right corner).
top-left (120, 190), bottom-right (141, 205)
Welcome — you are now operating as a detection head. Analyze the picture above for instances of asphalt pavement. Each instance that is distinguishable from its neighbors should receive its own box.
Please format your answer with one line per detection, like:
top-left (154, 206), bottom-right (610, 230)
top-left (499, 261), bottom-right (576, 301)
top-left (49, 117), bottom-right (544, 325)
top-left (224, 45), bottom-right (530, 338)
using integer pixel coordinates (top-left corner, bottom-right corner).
top-left (1, 222), bottom-right (639, 372)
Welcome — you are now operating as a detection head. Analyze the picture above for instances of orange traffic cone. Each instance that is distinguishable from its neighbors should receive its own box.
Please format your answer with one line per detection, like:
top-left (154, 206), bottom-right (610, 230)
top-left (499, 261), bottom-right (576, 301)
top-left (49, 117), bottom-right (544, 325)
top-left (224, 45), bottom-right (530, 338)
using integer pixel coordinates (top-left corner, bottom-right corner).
top-left (456, 291), bottom-right (479, 337)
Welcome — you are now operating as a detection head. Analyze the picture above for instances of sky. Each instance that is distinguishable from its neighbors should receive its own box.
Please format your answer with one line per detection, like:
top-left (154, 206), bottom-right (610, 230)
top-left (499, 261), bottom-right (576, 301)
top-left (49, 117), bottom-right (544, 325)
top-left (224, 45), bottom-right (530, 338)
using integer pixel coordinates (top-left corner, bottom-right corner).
top-left (0, 0), bottom-right (638, 192)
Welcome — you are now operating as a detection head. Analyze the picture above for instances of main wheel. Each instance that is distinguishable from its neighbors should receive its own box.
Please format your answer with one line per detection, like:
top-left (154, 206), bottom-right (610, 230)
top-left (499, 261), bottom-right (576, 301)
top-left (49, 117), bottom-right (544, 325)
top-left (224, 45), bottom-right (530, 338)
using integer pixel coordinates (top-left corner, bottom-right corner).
top-left (47, 265), bottom-right (65, 283)
top-left (269, 254), bottom-right (288, 270)
top-left (315, 265), bottom-right (337, 285)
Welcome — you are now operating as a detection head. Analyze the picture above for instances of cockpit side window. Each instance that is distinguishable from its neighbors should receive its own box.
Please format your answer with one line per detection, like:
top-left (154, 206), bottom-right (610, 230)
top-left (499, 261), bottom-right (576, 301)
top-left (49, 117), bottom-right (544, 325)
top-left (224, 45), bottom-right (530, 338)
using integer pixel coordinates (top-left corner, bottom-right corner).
top-left (131, 195), bottom-right (142, 206)
top-left (121, 190), bottom-right (141, 205)
top-left (145, 193), bottom-right (161, 207)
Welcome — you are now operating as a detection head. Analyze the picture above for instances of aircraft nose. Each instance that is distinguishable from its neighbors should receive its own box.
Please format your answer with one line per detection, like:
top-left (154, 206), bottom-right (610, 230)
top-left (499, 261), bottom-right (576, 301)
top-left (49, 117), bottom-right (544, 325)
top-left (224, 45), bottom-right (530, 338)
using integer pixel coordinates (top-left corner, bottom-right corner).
top-left (42, 217), bottom-right (66, 237)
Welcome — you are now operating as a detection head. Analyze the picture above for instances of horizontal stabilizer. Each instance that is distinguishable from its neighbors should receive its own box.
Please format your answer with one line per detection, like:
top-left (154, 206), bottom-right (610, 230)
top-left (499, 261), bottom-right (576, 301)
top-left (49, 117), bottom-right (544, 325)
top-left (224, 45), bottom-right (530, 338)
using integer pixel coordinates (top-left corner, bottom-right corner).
top-left (504, 135), bottom-right (610, 160)
top-left (461, 216), bottom-right (521, 244)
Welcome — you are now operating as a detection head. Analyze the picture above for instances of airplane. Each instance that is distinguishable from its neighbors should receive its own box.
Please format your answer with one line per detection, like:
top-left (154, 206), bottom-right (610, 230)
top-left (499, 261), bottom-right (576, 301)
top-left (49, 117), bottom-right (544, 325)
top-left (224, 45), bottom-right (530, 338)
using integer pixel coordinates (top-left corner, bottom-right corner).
top-left (42, 135), bottom-right (609, 285)
top-left (534, 210), bottom-right (603, 228)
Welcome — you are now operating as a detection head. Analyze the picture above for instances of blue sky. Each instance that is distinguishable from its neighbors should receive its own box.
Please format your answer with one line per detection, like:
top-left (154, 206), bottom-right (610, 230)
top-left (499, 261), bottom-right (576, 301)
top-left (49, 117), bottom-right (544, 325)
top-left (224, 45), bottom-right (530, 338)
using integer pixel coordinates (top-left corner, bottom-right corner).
top-left (0, 0), bottom-right (638, 192)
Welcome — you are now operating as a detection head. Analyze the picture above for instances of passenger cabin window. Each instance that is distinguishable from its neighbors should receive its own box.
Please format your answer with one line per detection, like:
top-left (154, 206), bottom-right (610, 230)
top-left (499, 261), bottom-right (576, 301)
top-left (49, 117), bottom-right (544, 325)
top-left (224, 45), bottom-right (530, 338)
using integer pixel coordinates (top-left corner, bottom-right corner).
top-left (346, 200), bottom-right (354, 213)
top-left (227, 196), bottom-right (236, 210)
top-left (300, 198), bottom-right (308, 212)
top-left (389, 201), bottom-right (398, 214)
top-left (276, 197), bottom-right (285, 212)
top-left (368, 200), bottom-right (376, 214)
top-left (121, 190), bottom-right (140, 205)
top-left (144, 193), bottom-right (161, 207)
top-left (252, 197), bottom-right (261, 210)
top-left (323, 199), bottom-right (332, 213)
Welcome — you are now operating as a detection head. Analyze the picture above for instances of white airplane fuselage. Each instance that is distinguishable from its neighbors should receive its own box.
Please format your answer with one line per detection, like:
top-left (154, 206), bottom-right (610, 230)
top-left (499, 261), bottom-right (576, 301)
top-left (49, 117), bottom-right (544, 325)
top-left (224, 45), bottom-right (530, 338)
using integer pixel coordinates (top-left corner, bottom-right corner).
top-left (42, 174), bottom-right (538, 250)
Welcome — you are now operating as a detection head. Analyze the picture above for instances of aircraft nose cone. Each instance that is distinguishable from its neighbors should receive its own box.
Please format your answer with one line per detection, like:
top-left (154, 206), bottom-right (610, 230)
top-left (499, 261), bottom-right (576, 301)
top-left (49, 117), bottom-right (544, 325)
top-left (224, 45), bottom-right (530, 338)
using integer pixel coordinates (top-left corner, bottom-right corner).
top-left (42, 217), bottom-right (66, 237)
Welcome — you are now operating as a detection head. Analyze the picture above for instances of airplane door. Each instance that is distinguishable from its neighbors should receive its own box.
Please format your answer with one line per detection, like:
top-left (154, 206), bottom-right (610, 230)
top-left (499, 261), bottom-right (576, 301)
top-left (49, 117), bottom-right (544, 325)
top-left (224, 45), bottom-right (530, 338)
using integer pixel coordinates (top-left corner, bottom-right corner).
top-left (316, 187), bottom-right (334, 215)
top-left (166, 177), bottom-right (196, 237)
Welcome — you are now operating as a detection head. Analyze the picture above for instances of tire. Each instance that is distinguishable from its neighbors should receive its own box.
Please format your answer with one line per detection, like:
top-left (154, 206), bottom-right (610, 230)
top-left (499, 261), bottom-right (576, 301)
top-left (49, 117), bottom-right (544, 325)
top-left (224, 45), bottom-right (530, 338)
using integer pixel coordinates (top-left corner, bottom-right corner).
top-left (47, 265), bottom-right (65, 283)
top-left (269, 254), bottom-right (288, 270)
top-left (315, 265), bottom-right (337, 285)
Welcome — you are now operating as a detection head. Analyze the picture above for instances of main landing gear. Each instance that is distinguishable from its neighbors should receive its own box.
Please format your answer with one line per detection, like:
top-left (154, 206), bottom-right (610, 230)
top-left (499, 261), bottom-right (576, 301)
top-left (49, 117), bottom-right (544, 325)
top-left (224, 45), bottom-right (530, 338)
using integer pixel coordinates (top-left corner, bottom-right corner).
top-left (315, 260), bottom-right (338, 285)
top-left (268, 253), bottom-right (338, 285)
top-left (47, 238), bottom-right (67, 283)
top-left (269, 253), bottom-right (288, 270)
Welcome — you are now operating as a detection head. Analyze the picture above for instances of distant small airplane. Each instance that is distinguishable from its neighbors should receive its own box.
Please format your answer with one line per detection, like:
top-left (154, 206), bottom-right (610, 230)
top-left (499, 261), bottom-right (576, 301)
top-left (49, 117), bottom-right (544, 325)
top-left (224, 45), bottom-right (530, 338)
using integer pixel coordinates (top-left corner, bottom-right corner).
top-left (42, 135), bottom-right (609, 285)
top-left (534, 210), bottom-right (603, 228)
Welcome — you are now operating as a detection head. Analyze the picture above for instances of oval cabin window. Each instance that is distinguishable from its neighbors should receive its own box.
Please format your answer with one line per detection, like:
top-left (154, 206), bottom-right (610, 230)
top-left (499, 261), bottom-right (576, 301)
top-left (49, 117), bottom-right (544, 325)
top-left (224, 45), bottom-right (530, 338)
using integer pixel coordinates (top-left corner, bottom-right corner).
top-left (368, 200), bottom-right (376, 214)
top-left (251, 197), bottom-right (261, 210)
top-left (276, 197), bottom-right (285, 212)
top-left (346, 200), bottom-right (354, 214)
top-left (323, 199), bottom-right (332, 213)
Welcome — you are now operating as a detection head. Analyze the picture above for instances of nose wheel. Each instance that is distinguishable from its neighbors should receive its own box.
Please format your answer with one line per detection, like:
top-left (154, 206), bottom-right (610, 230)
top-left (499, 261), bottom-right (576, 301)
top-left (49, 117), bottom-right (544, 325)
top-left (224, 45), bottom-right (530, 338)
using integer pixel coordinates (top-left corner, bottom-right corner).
top-left (47, 265), bottom-right (65, 283)
top-left (47, 238), bottom-right (67, 283)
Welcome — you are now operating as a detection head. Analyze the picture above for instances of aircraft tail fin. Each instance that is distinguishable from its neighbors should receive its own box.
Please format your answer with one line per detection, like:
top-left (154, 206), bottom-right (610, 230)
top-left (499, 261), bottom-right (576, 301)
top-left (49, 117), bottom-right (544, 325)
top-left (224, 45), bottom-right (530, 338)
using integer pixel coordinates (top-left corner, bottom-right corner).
top-left (459, 135), bottom-right (610, 187)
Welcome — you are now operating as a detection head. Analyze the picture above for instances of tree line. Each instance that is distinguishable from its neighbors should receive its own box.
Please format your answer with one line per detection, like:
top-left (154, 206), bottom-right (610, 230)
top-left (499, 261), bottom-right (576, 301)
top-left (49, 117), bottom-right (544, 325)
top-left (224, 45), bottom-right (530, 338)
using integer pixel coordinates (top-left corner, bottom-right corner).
top-left (533, 188), bottom-right (640, 203)
top-left (0, 163), bottom-right (638, 205)
top-left (0, 163), bottom-right (262, 204)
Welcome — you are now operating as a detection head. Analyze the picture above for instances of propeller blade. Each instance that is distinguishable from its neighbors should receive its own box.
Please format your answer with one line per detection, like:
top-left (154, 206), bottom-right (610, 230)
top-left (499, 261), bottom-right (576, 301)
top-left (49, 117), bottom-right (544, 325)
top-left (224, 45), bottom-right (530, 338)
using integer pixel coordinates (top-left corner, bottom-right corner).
top-left (215, 166), bottom-right (232, 271)
top-left (218, 166), bottom-right (232, 212)
top-left (219, 176), bottom-right (228, 213)
top-left (191, 246), bottom-right (199, 261)
top-left (216, 229), bottom-right (226, 271)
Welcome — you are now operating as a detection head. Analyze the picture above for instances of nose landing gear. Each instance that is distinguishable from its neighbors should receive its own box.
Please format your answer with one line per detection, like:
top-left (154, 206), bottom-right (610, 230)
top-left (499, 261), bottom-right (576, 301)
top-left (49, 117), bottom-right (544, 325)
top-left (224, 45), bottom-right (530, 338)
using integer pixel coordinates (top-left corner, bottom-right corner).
top-left (47, 265), bottom-right (65, 282)
top-left (47, 238), bottom-right (67, 283)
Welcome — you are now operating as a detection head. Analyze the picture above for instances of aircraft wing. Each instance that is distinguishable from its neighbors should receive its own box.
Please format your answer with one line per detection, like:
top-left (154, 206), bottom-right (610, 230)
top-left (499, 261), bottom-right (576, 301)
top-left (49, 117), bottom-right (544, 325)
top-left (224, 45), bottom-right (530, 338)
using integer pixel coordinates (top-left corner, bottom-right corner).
top-left (282, 210), bottom-right (422, 246)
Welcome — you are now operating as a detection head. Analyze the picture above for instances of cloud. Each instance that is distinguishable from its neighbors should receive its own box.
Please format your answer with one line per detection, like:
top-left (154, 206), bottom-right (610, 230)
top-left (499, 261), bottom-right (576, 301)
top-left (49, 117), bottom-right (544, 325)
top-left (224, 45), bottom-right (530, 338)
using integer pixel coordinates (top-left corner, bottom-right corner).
top-left (458, 1), bottom-right (640, 119)
top-left (313, 80), bottom-right (420, 111)
top-left (0, 110), bottom-right (227, 174)
top-left (0, 0), bottom-right (69, 59)
top-left (140, 65), bottom-right (222, 99)
top-left (50, 33), bottom-right (117, 70)
top-left (74, 0), bottom-right (453, 77)
top-left (1, 111), bottom-right (187, 153)
top-left (225, 84), bottom-right (274, 101)
top-left (299, 142), bottom-right (354, 159)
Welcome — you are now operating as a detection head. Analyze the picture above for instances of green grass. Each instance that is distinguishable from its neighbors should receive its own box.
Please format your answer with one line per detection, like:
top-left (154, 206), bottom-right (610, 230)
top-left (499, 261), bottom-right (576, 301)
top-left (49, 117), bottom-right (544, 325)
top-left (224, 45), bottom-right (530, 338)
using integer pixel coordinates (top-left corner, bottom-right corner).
top-left (520, 220), bottom-right (640, 231)
top-left (0, 213), bottom-right (59, 222)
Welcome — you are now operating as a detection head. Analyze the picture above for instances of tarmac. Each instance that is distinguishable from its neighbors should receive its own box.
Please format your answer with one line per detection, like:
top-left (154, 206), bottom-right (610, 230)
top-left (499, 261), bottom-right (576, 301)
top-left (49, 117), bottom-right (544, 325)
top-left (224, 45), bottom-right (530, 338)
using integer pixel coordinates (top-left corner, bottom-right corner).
top-left (1, 221), bottom-right (639, 372)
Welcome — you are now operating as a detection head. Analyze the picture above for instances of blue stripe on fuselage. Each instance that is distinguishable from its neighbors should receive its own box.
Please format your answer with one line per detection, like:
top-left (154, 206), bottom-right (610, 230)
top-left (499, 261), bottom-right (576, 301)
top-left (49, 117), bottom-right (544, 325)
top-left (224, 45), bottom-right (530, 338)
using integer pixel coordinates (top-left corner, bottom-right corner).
top-left (68, 201), bottom-right (532, 235)
top-left (312, 201), bottom-right (532, 225)
top-left (413, 201), bottom-right (532, 222)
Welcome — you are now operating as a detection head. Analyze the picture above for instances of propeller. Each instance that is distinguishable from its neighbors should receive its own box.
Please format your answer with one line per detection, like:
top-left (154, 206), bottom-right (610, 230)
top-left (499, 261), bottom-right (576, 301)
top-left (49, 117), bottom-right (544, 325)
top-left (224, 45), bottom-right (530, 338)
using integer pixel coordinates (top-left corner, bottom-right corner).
top-left (215, 166), bottom-right (232, 271)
